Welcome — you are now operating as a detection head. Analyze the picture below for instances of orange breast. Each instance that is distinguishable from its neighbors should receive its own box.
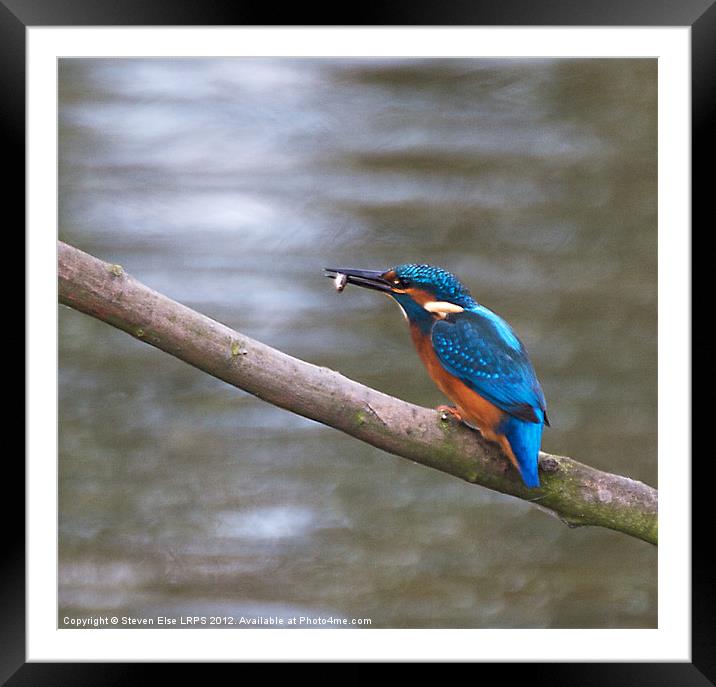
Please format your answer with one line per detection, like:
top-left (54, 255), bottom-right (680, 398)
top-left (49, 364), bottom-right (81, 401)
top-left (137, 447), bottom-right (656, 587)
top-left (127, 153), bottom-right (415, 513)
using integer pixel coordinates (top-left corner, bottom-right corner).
top-left (410, 325), bottom-right (506, 439)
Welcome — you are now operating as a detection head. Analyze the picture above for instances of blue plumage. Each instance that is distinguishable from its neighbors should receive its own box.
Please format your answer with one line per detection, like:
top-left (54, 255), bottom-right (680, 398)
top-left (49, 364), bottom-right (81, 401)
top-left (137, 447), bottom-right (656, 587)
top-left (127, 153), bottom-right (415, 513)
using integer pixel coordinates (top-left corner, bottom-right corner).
top-left (393, 264), bottom-right (476, 308)
top-left (393, 264), bottom-right (548, 487)
top-left (324, 263), bottom-right (549, 487)
top-left (501, 412), bottom-right (544, 488)
top-left (431, 311), bottom-right (547, 425)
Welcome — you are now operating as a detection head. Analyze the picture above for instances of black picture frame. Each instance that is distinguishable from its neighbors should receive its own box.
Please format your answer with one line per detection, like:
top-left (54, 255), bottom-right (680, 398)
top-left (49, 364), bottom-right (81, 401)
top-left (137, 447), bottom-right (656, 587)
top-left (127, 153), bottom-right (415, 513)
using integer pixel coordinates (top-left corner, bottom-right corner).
top-left (8, 0), bottom-right (704, 680)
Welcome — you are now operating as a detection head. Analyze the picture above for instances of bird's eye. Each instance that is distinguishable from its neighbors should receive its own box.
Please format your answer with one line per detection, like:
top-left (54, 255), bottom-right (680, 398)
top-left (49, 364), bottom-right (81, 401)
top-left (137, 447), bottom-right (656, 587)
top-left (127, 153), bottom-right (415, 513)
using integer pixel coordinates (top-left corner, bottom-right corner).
top-left (393, 278), bottom-right (409, 288)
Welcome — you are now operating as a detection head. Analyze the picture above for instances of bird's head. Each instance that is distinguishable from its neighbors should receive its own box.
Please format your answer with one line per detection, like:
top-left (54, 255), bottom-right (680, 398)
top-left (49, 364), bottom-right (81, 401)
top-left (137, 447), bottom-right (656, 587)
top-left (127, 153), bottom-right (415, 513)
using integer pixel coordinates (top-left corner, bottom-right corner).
top-left (325, 263), bottom-right (475, 325)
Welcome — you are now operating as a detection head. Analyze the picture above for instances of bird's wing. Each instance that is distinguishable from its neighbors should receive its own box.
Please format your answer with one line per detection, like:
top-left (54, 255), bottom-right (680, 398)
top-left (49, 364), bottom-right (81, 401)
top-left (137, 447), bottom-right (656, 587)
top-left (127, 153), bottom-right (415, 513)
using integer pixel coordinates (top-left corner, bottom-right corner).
top-left (431, 310), bottom-right (547, 424)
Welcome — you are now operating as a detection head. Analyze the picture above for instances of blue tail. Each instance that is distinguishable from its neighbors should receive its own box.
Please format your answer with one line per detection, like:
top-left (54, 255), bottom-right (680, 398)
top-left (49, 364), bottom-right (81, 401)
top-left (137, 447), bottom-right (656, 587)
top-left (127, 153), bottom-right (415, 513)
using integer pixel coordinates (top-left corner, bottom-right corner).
top-left (502, 413), bottom-right (544, 488)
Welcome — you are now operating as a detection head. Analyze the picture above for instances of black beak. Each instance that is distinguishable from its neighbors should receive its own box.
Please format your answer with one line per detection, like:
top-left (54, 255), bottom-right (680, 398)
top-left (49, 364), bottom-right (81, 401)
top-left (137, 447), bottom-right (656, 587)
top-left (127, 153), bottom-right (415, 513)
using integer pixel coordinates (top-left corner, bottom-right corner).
top-left (324, 267), bottom-right (392, 293)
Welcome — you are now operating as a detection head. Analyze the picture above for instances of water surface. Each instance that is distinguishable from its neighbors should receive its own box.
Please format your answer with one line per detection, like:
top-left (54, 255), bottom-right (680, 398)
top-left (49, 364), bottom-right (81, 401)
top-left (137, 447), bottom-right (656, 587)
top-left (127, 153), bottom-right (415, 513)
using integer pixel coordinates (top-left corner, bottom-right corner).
top-left (59, 58), bottom-right (657, 628)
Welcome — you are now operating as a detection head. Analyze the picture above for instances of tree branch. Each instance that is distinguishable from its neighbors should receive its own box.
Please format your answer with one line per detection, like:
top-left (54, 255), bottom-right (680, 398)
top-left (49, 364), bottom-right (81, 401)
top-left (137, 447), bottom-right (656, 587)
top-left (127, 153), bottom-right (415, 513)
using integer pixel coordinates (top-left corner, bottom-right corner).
top-left (57, 241), bottom-right (658, 545)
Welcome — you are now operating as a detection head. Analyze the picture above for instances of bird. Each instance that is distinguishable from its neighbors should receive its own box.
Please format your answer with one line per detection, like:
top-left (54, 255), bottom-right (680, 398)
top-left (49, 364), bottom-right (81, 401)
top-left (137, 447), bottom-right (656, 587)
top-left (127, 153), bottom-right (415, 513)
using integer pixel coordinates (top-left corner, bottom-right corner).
top-left (324, 264), bottom-right (548, 488)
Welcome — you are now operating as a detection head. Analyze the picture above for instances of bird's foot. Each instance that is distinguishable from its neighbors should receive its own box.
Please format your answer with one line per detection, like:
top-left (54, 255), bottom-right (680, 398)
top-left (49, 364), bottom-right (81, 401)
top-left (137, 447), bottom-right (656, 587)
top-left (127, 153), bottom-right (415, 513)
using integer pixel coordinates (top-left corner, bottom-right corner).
top-left (437, 405), bottom-right (463, 423)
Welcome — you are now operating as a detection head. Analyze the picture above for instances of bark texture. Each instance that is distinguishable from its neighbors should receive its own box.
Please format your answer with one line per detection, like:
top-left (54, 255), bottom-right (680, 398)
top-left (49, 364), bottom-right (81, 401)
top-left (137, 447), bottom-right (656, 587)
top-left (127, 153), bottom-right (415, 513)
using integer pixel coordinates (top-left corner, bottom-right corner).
top-left (58, 240), bottom-right (658, 545)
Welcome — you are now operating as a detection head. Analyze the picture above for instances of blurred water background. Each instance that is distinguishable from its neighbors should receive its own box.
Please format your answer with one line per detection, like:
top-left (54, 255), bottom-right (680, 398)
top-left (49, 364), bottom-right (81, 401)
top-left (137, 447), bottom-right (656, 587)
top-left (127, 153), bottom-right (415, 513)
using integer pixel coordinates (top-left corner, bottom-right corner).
top-left (58, 58), bottom-right (657, 629)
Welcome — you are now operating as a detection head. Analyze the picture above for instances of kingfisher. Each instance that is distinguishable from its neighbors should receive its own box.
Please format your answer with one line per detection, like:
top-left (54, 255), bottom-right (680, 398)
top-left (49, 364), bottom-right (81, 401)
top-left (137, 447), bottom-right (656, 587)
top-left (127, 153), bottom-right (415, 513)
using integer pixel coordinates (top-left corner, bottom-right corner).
top-left (324, 264), bottom-right (549, 488)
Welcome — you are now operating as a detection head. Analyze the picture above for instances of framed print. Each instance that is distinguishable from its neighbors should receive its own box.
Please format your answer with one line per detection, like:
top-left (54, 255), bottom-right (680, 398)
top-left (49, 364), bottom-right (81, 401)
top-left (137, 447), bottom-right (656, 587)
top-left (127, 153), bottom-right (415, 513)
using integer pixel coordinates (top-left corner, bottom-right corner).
top-left (10, 0), bottom-right (705, 679)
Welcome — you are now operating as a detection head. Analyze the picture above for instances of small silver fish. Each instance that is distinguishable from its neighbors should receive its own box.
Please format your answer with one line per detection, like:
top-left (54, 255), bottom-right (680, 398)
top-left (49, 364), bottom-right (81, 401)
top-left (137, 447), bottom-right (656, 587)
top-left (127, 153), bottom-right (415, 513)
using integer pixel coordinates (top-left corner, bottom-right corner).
top-left (334, 273), bottom-right (347, 292)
